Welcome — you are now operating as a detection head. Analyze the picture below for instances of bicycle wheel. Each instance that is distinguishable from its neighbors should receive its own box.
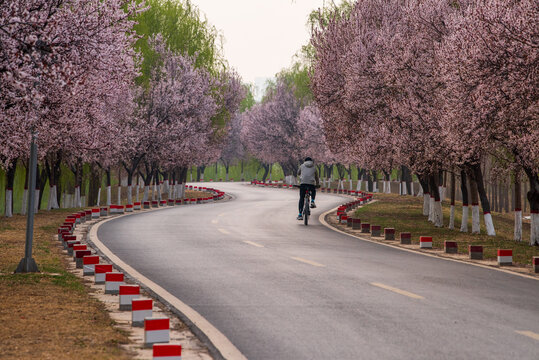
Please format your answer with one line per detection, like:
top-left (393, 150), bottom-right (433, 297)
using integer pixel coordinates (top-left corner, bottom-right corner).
top-left (304, 196), bottom-right (310, 226)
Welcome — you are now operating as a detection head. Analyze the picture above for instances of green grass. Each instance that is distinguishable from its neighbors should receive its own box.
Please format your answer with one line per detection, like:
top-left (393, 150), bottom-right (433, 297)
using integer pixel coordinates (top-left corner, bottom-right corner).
top-left (354, 193), bottom-right (538, 265)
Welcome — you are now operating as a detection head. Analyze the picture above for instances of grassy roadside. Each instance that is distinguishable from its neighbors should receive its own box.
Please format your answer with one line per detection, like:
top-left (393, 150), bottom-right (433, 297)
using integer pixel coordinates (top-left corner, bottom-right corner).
top-left (0, 190), bottom-right (224, 359)
top-left (350, 193), bottom-right (538, 266)
top-left (0, 210), bottom-right (132, 359)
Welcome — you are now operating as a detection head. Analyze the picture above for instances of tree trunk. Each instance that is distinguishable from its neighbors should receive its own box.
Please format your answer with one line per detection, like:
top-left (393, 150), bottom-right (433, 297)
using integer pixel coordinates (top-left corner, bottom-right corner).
top-left (514, 170), bottom-right (522, 242)
top-left (106, 168), bottom-right (112, 206)
top-left (4, 160), bottom-right (16, 217)
top-left (419, 176), bottom-right (430, 217)
top-left (88, 164), bottom-right (101, 207)
top-left (471, 163), bottom-right (495, 236)
top-left (449, 172), bottom-right (456, 230)
top-left (37, 164), bottom-right (48, 210)
top-left (261, 164), bottom-right (270, 182)
top-left (429, 174), bottom-right (443, 227)
top-left (469, 172), bottom-right (480, 234)
top-left (21, 160), bottom-right (29, 215)
top-left (225, 164), bottom-right (230, 182)
top-left (524, 167), bottom-right (539, 246)
top-left (460, 170), bottom-right (469, 232)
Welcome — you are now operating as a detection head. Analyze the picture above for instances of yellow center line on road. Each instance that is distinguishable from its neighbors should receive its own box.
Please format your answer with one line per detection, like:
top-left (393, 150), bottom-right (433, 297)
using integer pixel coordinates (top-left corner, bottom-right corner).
top-left (218, 228), bottom-right (230, 235)
top-left (370, 282), bottom-right (424, 300)
top-left (243, 241), bottom-right (264, 248)
top-left (211, 219), bottom-right (219, 224)
top-left (515, 330), bottom-right (539, 341)
top-left (291, 257), bottom-right (326, 268)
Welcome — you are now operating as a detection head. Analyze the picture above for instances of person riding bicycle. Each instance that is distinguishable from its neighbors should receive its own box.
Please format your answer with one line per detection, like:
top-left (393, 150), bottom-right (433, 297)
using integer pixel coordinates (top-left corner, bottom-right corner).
top-left (297, 157), bottom-right (319, 220)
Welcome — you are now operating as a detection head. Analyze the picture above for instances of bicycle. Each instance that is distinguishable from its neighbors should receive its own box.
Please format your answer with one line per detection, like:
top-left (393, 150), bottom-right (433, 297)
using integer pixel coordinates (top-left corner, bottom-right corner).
top-left (294, 184), bottom-right (320, 226)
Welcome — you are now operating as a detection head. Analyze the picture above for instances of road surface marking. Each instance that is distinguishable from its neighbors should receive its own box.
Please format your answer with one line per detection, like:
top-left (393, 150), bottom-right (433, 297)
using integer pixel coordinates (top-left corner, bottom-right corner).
top-left (516, 330), bottom-right (539, 341)
top-left (291, 257), bottom-right (326, 267)
top-left (218, 228), bottom-right (230, 235)
top-left (370, 282), bottom-right (424, 299)
top-left (243, 241), bottom-right (264, 248)
top-left (211, 219), bottom-right (218, 224)
top-left (218, 213), bottom-right (226, 217)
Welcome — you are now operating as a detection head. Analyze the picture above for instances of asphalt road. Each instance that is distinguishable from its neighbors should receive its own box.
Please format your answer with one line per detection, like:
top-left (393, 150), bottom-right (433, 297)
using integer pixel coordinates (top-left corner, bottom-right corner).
top-left (98, 183), bottom-right (539, 360)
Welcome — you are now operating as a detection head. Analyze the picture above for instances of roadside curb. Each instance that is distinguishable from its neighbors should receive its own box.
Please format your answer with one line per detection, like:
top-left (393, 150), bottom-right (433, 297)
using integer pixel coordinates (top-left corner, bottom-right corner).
top-left (319, 206), bottom-right (539, 281)
top-left (85, 194), bottom-right (247, 360)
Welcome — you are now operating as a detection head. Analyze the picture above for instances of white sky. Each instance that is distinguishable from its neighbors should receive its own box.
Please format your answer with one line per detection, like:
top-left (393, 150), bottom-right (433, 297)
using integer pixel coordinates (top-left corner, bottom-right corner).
top-left (190, 0), bottom-right (330, 90)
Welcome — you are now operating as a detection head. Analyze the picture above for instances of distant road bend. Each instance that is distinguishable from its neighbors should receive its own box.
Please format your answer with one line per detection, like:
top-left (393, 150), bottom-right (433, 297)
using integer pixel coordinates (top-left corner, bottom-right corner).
top-left (98, 182), bottom-right (539, 360)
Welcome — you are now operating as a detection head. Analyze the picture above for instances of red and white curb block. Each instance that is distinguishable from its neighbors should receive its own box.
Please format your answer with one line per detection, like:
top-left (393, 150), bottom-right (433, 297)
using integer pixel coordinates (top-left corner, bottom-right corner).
top-left (497, 249), bottom-right (512, 266)
top-left (384, 228), bottom-right (395, 240)
top-left (119, 285), bottom-right (140, 311)
top-left (533, 257), bottom-right (539, 274)
top-left (74, 249), bottom-right (92, 268)
top-left (83, 255), bottom-right (100, 276)
top-left (91, 208), bottom-right (100, 219)
top-left (419, 236), bottom-right (433, 249)
top-left (132, 299), bottom-right (153, 327)
top-left (144, 317), bottom-right (170, 347)
top-left (444, 241), bottom-right (458, 254)
top-left (153, 344), bottom-right (182, 360)
top-left (400, 232), bottom-right (412, 245)
top-left (95, 264), bottom-right (113, 284)
top-left (105, 272), bottom-right (125, 294)
top-left (469, 245), bottom-right (483, 260)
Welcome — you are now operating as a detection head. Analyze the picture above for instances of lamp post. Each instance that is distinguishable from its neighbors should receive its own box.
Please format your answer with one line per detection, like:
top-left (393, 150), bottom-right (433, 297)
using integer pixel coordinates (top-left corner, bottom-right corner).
top-left (15, 131), bottom-right (40, 273)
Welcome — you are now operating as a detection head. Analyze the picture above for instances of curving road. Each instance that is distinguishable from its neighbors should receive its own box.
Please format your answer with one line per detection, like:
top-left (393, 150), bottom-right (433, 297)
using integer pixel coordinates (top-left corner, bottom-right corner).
top-left (98, 183), bottom-right (539, 360)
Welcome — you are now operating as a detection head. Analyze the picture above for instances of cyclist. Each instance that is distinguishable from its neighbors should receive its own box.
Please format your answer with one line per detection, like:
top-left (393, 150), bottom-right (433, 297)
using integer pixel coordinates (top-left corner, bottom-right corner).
top-left (297, 157), bottom-right (319, 220)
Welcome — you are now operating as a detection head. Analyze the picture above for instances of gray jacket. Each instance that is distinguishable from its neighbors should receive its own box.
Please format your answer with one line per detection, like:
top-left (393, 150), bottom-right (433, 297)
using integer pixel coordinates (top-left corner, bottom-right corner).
top-left (298, 160), bottom-right (319, 185)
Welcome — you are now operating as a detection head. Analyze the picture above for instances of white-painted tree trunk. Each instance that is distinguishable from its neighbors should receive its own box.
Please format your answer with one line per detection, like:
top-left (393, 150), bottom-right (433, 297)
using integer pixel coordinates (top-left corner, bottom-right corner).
top-left (163, 180), bottom-right (169, 194)
top-left (386, 181), bottom-right (392, 194)
top-left (357, 180), bottom-right (362, 191)
top-left (4, 189), bottom-right (13, 217)
top-left (411, 183), bottom-right (415, 196)
top-left (484, 213), bottom-right (496, 236)
top-left (75, 186), bottom-right (82, 208)
top-left (97, 188), bottom-right (101, 206)
top-left (157, 183), bottom-right (162, 201)
top-left (143, 185), bottom-right (149, 202)
top-left (423, 194), bottom-right (430, 216)
top-left (417, 184), bottom-right (423, 197)
top-left (441, 186), bottom-right (447, 201)
top-left (190, 172), bottom-right (193, 182)
top-left (530, 212), bottom-right (539, 246)
top-left (226, 173), bottom-right (229, 182)
top-left (117, 186), bottom-right (121, 205)
top-left (135, 185), bottom-right (139, 202)
top-left (152, 184), bottom-right (157, 201)
top-left (127, 185), bottom-right (133, 205)
top-left (168, 181), bottom-right (173, 200)
top-left (428, 196), bottom-right (435, 222)
top-left (460, 205), bottom-right (469, 232)
top-left (401, 182), bottom-right (407, 195)
top-left (513, 210), bottom-right (522, 241)
top-left (373, 181), bottom-right (378, 193)
top-left (106, 186), bottom-right (111, 206)
top-left (471, 205), bottom-right (480, 234)
top-left (48, 185), bottom-right (59, 210)
top-left (21, 188), bottom-right (28, 215)
top-left (449, 205), bottom-right (455, 229)
top-left (349, 179), bottom-right (353, 190)
top-left (433, 200), bottom-right (443, 227)
top-left (34, 189), bottom-right (40, 212)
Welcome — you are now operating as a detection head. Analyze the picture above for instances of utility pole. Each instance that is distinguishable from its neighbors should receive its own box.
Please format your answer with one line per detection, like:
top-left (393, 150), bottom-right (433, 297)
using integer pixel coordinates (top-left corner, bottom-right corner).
top-left (15, 131), bottom-right (40, 273)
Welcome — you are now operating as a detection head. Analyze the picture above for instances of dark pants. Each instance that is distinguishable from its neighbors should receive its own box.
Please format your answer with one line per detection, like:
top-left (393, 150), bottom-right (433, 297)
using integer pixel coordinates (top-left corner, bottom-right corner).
top-left (299, 184), bottom-right (316, 214)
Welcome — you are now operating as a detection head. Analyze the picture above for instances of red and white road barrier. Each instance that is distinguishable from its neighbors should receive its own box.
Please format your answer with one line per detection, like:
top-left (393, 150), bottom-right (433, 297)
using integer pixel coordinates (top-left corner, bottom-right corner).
top-left (168, 199), bottom-right (175, 206)
top-left (444, 241), bottom-right (458, 254)
top-left (91, 208), bottom-right (100, 219)
top-left (105, 272), bottom-right (125, 294)
top-left (160, 200), bottom-right (167, 207)
top-left (497, 249), bottom-right (512, 266)
top-left (400, 232), bottom-right (412, 245)
top-left (134, 202), bottom-right (142, 210)
top-left (352, 218), bottom-right (361, 230)
top-left (340, 215), bottom-right (348, 225)
top-left (144, 317), bottom-right (170, 347)
top-left (533, 257), bottom-right (539, 274)
top-left (85, 210), bottom-right (92, 221)
top-left (132, 299), bottom-right (153, 327)
top-left (83, 255), bottom-right (100, 276)
top-left (67, 241), bottom-right (81, 255)
top-left (361, 223), bottom-right (370, 233)
top-left (95, 264), bottom-right (113, 284)
top-left (469, 245), bottom-right (483, 260)
top-left (152, 200), bottom-right (159, 208)
top-left (119, 285), bottom-right (140, 311)
top-left (419, 236), bottom-right (432, 249)
top-left (144, 201), bottom-right (151, 209)
top-left (175, 199), bottom-right (183, 205)
top-left (100, 207), bottom-right (108, 216)
top-left (62, 235), bottom-right (77, 249)
top-left (371, 225), bottom-right (381, 237)
top-left (126, 204), bottom-right (134, 212)
top-left (74, 249), bottom-right (92, 268)
top-left (384, 228), bottom-right (395, 240)
top-left (153, 344), bottom-right (182, 360)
